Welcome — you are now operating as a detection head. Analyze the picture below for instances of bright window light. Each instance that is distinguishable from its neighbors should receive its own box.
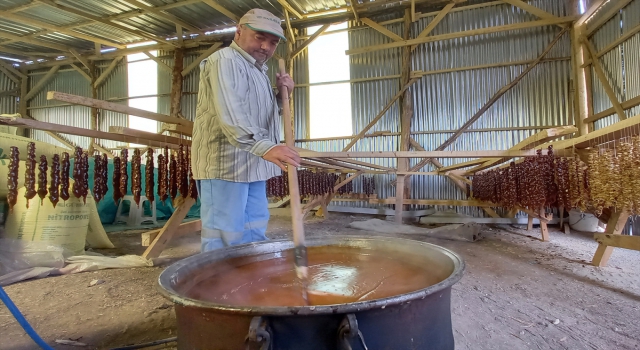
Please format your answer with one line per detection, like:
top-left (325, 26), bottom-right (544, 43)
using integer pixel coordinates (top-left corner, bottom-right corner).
top-left (307, 22), bottom-right (352, 139)
top-left (127, 45), bottom-right (158, 147)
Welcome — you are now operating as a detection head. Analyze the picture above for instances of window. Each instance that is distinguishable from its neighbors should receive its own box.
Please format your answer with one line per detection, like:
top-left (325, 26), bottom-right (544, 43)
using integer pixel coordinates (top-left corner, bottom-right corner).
top-left (127, 42), bottom-right (159, 146)
top-left (307, 23), bottom-right (352, 138)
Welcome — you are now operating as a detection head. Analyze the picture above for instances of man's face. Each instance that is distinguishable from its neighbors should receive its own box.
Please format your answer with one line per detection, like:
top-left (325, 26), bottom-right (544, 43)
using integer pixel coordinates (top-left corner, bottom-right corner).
top-left (235, 25), bottom-right (280, 65)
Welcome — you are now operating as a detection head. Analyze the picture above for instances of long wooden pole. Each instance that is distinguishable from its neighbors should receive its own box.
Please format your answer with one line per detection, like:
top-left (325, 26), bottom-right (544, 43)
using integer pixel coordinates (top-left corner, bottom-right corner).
top-left (279, 59), bottom-right (309, 292)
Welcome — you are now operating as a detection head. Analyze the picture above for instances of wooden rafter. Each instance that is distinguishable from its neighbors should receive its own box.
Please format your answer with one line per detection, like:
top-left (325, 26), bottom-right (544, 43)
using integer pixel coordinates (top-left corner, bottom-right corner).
top-left (70, 63), bottom-right (92, 82)
top-left (411, 1), bottom-right (455, 51)
top-left (0, 10), bottom-right (126, 49)
top-left (182, 42), bottom-right (222, 76)
top-left (109, 127), bottom-right (189, 146)
top-left (361, 18), bottom-right (403, 41)
top-left (121, 0), bottom-right (201, 33)
top-left (201, 0), bottom-right (240, 22)
top-left (299, 149), bottom-right (571, 159)
top-left (290, 24), bottom-right (330, 59)
top-left (581, 38), bottom-right (626, 121)
top-left (277, 0), bottom-right (305, 19)
top-left (500, 0), bottom-right (561, 21)
top-left (575, 0), bottom-right (608, 27)
top-left (585, 0), bottom-right (633, 36)
top-left (584, 95), bottom-right (640, 124)
top-left (349, 1), bottom-right (360, 22)
top-left (342, 78), bottom-right (419, 152)
top-left (347, 17), bottom-right (576, 55)
top-left (144, 52), bottom-right (172, 73)
top-left (24, 65), bottom-right (59, 101)
top-left (283, 9), bottom-right (296, 43)
top-left (94, 57), bottom-right (124, 88)
top-left (0, 30), bottom-right (69, 52)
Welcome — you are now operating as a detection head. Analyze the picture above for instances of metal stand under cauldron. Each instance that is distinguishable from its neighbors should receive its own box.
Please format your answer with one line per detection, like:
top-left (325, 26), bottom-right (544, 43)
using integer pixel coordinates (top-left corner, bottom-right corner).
top-left (157, 236), bottom-right (465, 350)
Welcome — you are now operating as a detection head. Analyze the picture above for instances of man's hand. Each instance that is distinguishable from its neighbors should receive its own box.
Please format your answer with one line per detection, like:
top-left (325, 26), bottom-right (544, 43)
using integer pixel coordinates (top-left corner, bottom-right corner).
top-left (276, 72), bottom-right (295, 96)
top-left (263, 145), bottom-right (300, 171)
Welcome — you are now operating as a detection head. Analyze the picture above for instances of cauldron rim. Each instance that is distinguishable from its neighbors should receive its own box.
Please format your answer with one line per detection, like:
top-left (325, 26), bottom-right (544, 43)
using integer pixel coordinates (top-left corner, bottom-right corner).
top-left (157, 235), bottom-right (465, 316)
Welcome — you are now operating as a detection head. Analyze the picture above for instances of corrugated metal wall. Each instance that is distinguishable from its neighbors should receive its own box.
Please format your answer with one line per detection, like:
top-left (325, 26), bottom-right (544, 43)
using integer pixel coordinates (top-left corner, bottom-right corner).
top-left (589, 0), bottom-right (640, 129)
top-left (302, 0), bottom-right (573, 215)
top-left (0, 70), bottom-right (18, 115)
top-left (28, 59), bottom-right (128, 150)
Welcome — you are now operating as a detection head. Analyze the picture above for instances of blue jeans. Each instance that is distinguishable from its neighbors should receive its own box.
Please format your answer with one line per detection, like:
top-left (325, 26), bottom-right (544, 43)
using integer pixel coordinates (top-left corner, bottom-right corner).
top-left (196, 179), bottom-right (270, 252)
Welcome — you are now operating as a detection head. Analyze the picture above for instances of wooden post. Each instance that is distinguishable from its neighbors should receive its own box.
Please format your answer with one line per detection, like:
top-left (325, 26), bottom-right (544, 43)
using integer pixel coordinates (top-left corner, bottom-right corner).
top-left (285, 23), bottom-right (295, 137)
top-left (527, 215), bottom-right (533, 230)
top-left (400, 9), bottom-right (413, 210)
top-left (394, 175), bottom-right (405, 224)
top-left (571, 0), bottom-right (589, 136)
top-left (142, 197), bottom-right (196, 259)
top-left (19, 68), bottom-right (28, 137)
top-left (89, 61), bottom-right (98, 154)
top-left (171, 49), bottom-right (184, 119)
top-left (539, 208), bottom-right (550, 241)
top-left (592, 210), bottom-right (630, 267)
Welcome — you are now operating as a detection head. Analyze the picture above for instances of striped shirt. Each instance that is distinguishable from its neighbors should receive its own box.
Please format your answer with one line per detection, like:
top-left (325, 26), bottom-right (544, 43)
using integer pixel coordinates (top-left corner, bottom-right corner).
top-left (192, 41), bottom-right (281, 183)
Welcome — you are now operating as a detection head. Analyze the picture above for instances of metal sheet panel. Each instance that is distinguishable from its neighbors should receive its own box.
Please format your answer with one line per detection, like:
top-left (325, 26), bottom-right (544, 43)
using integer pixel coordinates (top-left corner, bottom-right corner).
top-left (623, 0), bottom-right (640, 119)
top-left (0, 70), bottom-right (18, 115)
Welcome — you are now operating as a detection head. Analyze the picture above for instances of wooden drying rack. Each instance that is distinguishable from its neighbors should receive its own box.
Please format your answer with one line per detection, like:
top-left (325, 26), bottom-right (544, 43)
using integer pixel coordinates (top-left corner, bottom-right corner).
top-left (2, 92), bottom-right (640, 262)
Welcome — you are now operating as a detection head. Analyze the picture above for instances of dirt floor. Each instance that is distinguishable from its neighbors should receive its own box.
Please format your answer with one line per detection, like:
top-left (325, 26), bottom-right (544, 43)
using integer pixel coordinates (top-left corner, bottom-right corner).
top-left (1, 212), bottom-right (640, 350)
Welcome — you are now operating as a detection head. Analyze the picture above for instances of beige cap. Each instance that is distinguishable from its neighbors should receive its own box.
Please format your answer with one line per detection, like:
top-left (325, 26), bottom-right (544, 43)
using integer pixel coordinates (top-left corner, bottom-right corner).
top-left (239, 9), bottom-right (286, 41)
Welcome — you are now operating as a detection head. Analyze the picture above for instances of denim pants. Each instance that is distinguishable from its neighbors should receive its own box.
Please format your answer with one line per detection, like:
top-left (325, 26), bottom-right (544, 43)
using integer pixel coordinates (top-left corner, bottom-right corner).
top-left (196, 179), bottom-right (270, 252)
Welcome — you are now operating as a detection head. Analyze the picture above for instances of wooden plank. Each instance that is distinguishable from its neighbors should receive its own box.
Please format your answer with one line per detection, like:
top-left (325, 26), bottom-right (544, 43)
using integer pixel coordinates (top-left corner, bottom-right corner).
top-left (411, 2), bottom-right (455, 51)
top-left (291, 24), bottom-right (330, 59)
top-left (575, 0), bottom-right (607, 27)
top-left (501, 0), bottom-right (560, 21)
top-left (304, 157), bottom-right (379, 172)
top-left (94, 57), bottom-right (124, 88)
top-left (593, 23), bottom-right (640, 59)
top-left (327, 158), bottom-right (394, 171)
top-left (123, 0), bottom-right (200, 33)
top-left (0, 60), bottom-right (27, 79)
top-left (182, 42), bottom-right (222, 76)
top-left (594, 234), bottom-right (640, 252)
top-left (300, 149), bottom-right (572, 159)
top-left (527, 216), bottom-right (534, 230)
top-left (277, 0), bottom-right (304, 19)
top-left (268, 196), bottom-right (291, 209)
top-left (142, 219), bottom-right (201, 246)
top-left (144, 52), bottom-right (172, 73)
top-left (584, 95), bottom-right (640, 124)
top-left (326, 205), bottom-right (435, 217)
top-left (346, 17), bottom-right (576, 55)
top-left (412, 57), bottom-right (570, 77)
top-left (283, 9), bottom-right (296, 44)
top-left (142, 197), bottom-right (196, 259)
top-left (24, 65), bottom-right (60, 101)
top-left (564, 223), bottom-right (571, 235)
top-left (47, 91), bottom-right (192, 127)
top-left (109, 126), bottom-right (189, 146)
top-left (0, 116), bottom-right (182, 149)
top-left (342, 78), bottom-right (419, 151)
top-left (162, 123), bottom-right (193, 136)
top-left (483, 207), bottom-right (501, 219)
top-left (201, 0), bottom-right (240, 22)
top-left (361, 18), bottom-right (403, 42)
top-left (592, 210), bottom-right (630, 267)
top-left (582, 38), bottom-right (626, 121)
top-left (421, 216), bottom-right (560, 225)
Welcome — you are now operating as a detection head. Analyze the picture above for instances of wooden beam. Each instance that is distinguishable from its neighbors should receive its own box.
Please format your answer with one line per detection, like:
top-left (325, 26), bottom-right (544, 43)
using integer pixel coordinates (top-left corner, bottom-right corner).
top-left (162, 123), bottom-right (193, 136)
top-left (0, 116), bottom-right (182, 149)
top-left (346, 17), bottom-right (576, 55)
top-left (334, 171), bottom-right (362, 192)
top-left (305, 157), bottom-right (384, 173)
top-left (47, 91), bottom-right (192, 127)
top-left (0, 30), bottom-right (70, 52)
top-left (70, 63), bottom-right (92, 82)
top-left (94, 57), bottom-right (124, 88)
top-left (122, 0), bottom-right (201, 33)
top-left (411, 2), bottom-right (455, 51)
top-left (582, 38), bottom-right (626, 121)
top-left (182, 42), bottom-right (222, 76)
top-left (584, 95), bottom-right (640, 124)
top-left (0, 65), bottom-right (20, 84)
top-left (349, 1), bottom-right (360, 22)
top-left (585, 0), bottom-right (633, 36)
top-left (593, 23), bottom-right (640, 59)
top-left (142, 197), bottom-right (196, 258)
top-left (38, 0), bottom-right (168, 46)
top-left (277, 0), bottom-right (305, 19)
top-left (201, 0), bottom-right (240, 22)
top-left (436, 159), bottom-right (487, 172)
top-left (435, 27), bottom-right (569, 152)
top-left (342, 78), bottom-right (419, 151)
top-left (575, 0), bottom-right (608, 27)
top-left (283, 9), bottom-right (296, 44)
top-left (594, 234), bottom-right (640, 253)
top-left (92, 143), bottom-right (115, 159)
top-left (291, 24), bottom-right (330, 59)
top-left (24, 65), bottom-right (60, 101)
top-left (465, 125), bottom-right (578, 173)
top-left (412, 57), bottom-right (570, 77)
top-left (361, 18), bottom-right (403, 42)
top-left (69, 48), bottom-right (92, 70)
top-left (109, 126), bottom-right (189, 146)
top-left (144, 52), bottom-right (172, 73)
top-left (0, 10), bottom-right (126, 49)
top-left (328, 158), bottom-right (394, 171)
top-left (421, 216), bottom-right (559, 225)
top-left (500, 0), bottom-right (560, 21)
top-left (394, 175), bottom-right (405, 223)
top-left (0, 60), bottom-right (26, 79)
top-left (592, 210), bottom-right (630, 267)
top-left (142, 219), bottom-right (201, 246)
top-left (371, 199), bottom-right (497, 207)
top-left (299, 149), bottom-right (571, 159)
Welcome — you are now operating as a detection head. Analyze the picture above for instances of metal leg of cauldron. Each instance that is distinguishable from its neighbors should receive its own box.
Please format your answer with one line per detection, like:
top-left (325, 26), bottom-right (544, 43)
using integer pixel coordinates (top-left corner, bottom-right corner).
top-left (245, 316), bottom-right (272, 350)
top-left (338, 314), bottom-right (369, 350)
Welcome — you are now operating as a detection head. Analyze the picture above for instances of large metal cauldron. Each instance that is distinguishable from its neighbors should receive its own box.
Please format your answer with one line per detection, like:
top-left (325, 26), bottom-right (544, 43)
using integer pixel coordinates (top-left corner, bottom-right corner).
top-left (158, 236), bottom-right (465, 350)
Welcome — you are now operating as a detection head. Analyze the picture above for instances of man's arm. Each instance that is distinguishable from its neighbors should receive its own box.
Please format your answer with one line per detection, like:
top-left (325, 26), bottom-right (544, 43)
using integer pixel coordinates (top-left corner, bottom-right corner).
top-left (209, 57), bottom-right (276, 156)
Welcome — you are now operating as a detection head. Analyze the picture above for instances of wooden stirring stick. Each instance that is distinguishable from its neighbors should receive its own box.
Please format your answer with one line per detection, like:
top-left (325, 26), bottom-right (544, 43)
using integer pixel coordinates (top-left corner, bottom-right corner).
top-left (278, 59), bottom-right (309, 303)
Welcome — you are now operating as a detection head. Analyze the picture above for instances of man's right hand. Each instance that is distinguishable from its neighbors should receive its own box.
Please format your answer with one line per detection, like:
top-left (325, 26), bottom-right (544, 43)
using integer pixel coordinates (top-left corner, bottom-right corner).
top-left (263, 145), bottom-right (301, 171)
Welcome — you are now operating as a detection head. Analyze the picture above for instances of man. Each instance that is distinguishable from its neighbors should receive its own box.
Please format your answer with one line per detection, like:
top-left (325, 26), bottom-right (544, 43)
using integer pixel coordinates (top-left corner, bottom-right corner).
top-left (191, 8), bottom-right (300, 252)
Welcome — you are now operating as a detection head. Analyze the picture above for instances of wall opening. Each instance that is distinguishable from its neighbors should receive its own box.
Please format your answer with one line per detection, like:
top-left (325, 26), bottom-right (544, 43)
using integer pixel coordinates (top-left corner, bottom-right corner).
top-left (127, 42), bottom-right (158, 146)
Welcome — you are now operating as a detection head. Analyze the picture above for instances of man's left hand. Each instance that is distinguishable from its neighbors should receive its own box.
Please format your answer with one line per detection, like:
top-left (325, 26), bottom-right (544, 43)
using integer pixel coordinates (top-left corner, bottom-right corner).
top-left (276, 73), bottom-right (295, 96)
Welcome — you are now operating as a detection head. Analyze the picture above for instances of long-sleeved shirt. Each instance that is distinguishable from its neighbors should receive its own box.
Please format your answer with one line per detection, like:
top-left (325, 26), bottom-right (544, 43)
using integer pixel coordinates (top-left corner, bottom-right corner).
top-left (191, 41), bottom-right (281, 182)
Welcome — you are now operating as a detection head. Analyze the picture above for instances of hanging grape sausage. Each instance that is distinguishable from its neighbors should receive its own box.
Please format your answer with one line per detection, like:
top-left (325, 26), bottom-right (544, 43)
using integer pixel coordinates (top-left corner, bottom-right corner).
top-left (24, 142), bottom-right (37, 207)
top-left (37, 155), bottom-right (48, 204)
top-left (60, 152), bottom-right (70, 202)
top-left (120, 149), bottom-right (129, 197)
top-left (49, 154), bottom-right (60, 208)
top-left (113, 156), bottom-right (122, 204)
top-left (145, 148), bottom-right (154, 205)
top-left (8, 146), bottom-right (19, 212)
top-left (132, 149), bottom-right (142, 207)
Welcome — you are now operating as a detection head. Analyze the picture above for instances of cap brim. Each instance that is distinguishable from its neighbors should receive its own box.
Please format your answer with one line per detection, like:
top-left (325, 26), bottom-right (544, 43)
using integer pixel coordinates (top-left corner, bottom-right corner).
top-left (245, 24), bottom-right (287, 42)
